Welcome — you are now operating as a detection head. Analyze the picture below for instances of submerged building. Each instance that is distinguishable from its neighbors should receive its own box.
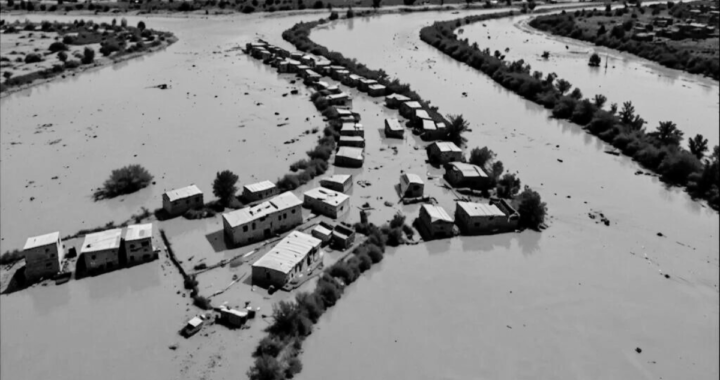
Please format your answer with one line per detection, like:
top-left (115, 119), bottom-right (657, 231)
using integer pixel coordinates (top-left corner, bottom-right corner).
top-left (303, 187), bottom-right (351, 219)
top-left (163, 185), bottom-right (203, 216)
top-left (417, 204), bottom-right (454, 239)
top-left (81, 228), bottom-right (123, 272)
top-left (222, 192), bottom-right (303, 246)
top-left (23, 231), bottom-right (65, 281)
top-left (399, 173), bottom-right (424, 198)
top-left (242, 180), bottom-right (279, 203)
top-left (251, 231), bottom-right (323, 288)
top-left (124, 223), bottom-right (155, 265)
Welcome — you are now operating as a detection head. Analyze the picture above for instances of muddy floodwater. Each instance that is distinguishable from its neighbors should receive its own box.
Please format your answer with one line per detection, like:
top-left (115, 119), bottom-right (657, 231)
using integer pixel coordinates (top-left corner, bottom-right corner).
top-left (0, 6), bottom-right (718, 380)
top-left (297, 9), bottom-right (719, 380)
top-left (462, 11), bottom-right (720, 146)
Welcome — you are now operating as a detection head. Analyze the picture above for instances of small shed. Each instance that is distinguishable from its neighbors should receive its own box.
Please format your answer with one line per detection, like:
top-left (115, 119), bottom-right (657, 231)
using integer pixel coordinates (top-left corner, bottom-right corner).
top-left (335, 147), bottom-right (364, 168)
top-left (219, 307), bottom-right (248, 327)
top-left (385, 93), bottom-right (411, 108)
top-left (332, 69), bottom-right (350, 80)
top-left (242, 180), bottom-right (279, 203)
top-left (339, 135), bottom-right (366, 148)
top-left (368, 84), bottom-right (387, 97)
top-left (304, 187), bottom-right (351, 219)
top-left (399, 173), bottom-right (424, 198)
top-left (426, 142), bottom-right (463, 164)
top-left (163, 185), bottom-right (203, 216)
top-left (23, 231), bottom-right (65, 282)
top-left (384, 118), bottom-right (404, 138)
top-left (444, 162), bottom-right (491, 190)
top-left (183, 316), bottom-right (204, 337)
top-left (340, 122), bottom-right (364, 137)
top-left (320, 174), bottom-right (353, 193)
top-left (358, 78), bottom-right (378, 92)
top-left (418, 204), bottom-right (454, 240)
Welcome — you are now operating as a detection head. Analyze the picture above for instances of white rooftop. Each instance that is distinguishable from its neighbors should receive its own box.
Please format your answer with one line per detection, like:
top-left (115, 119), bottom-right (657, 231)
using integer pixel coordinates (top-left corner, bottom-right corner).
top-left (404, 101), bottom-right (422, 109)
top-left (336, 147), bottom-right (364, 160)
top-left (341, 123), bottom-right (364, 133)
top-left (23, 231), bottom-right (60, 250)
top-left (321, 174), bottom-right (352, 184)
top-left (432, 141), bottom-right (462, 153)
top-left (244, 180), bottom-right (276, 194)
top-left (386, 93), bottom-right (410, 101)
top-left (125, 223), bottom-right (152, 241)
top-left (223, 192), bottom-right (302, 227)
top-left (252, 231), bottom-right (322, 274)
top-left (422, 204), bottom-right (454, 223)
top-left (385, 118), bottom-right (402, 131)
top-left (447, 162), bottom-right (488, 178)
top-left (81, 229), bottom-right (123, 254)
top-left (415, 110), bottom-right (432, 120)
top-left (165, 185), bottom-right (202, 202)
top-left (304, 187), bottom-right (350, 207)
top-left (457, 202), bottom-right (505, 217)
top-left (401, 173), bottom-right (424, 185)
top-left (422, 119), bottom-right (436, 131)
top-left (369, 84), bottom-right (386, 90)
top-left (327, 93), bottom-right (349, 100)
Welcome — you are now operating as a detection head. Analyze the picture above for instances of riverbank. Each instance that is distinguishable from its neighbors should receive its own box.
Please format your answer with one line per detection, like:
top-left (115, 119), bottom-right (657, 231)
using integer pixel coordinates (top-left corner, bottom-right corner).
top-left (0, 20), bottom-right (178, 96)
top-left (529, 2), bottom-right (719, 81)
top-left (420, 11), bottom-right (719, 210)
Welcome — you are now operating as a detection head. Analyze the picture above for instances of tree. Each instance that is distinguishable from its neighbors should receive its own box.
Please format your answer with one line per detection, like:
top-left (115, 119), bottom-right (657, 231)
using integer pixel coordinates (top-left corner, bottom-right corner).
top-left (468, 146), bottom-right (495, 168)
top-left (497, 173), bottom-right (521, 198)
top-left (569, 88), bottom-right (583, 100)
top-left (555, 79), bottom-right (572, 95)
top-left (112, 18), bottom-right (116, 26)
top-left (588, 53), bottom-right (601, 67)
top-left (94, 164), bottom-right (153, 200)
top-left (597, 24), bottom-right (607, 36)
top-left (81, 47), bottom-right (95, 64)
top-left (247, 355), bottom-right (284, 380)
top-left (372, 0), bottom-right (381, 9)
top-left (593, 94), bottom-right (607, 109)
top-left (212, 170), bottom-right (239, 206)
top-left (445, 114), bottom-right (469, 146)
top-left (516, 186), bottom-right (546, 229)
top-left (653, 121), bottom-right (684, 145)
top-left (121, 18), bottom-right (127, 27)
top-left (609, 102), bottom-right (618, 115)
top-left (618, 101), bottom-right (635, 124)
top-left (57, 51), bottom-right (68, 62)
top-left (137, 21), bottom-right (146, 30)
top-left (688, 134), bottom-right (708, 159)
top-left (346, 6), bottom-right (354, 18)
top-left (491, 161), bottom-right (504, 180)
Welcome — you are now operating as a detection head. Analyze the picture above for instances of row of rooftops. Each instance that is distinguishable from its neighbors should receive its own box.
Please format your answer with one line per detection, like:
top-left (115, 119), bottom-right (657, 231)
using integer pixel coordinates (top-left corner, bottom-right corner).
top-left (423, 201), bottom-right (514, 223)
top-left (24, 223), bottom-right (153, 253)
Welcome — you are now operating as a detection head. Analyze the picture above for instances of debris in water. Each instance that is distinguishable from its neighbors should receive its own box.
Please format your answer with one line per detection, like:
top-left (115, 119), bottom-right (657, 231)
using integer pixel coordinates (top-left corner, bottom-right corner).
top-left (557, 159), bottom-right (563, 163)
top-left (635, 347), bottom-right (642, 354)
top-left (657, 232), bottom-right (664, 237)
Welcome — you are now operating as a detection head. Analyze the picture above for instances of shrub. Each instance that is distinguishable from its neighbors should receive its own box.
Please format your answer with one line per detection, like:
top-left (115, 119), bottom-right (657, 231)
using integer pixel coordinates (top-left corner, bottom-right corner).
top-left (192, 295), bottom-right (212, 310)
top-left (315, 276), bottom-right (342, 307)
top-left (24, 53), bottom-right (43, 64)
top-left (329, 11), bottom-right (338, 20)
top-left (329, 261), bottom-right (356, 285)
top-left (93, 164), bottom-right (153, 200)
top-left (346, 6), bottom-right (354, 18)
top-left (468, 146), bottom-right (494, 168)
top-left (241, 5), bottom-right (255, 12)
top-left (48, 42), bottom-right (68, 53)
top-left (516, 186), bottom-right (546, 229)
top-left (254, 336), bottom-right (283, 357)
top-left (64, 59), bottom-right (81, 69)
top-left (285, 357), bottom-right (303, 378)
top-left (295, 291), bottom-right (324, 323)
top-left (365, 244), bottom-right (383, 263)
top-left (81, 47), bottom-right (95, 64)
top-left (313, 0), bottom-right (323, 8)
top-left (0, 249), bottom-right (24, 265)
top-left (247, 355), bottom-right (283, 380)
top-left (268, 300), bottom-right (301, 338)
top-left (99, 41), bottom-right (121, 57)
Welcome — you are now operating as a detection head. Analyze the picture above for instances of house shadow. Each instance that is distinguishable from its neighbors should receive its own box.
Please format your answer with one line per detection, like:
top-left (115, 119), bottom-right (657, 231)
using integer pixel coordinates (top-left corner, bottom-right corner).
top-left (205, 230), bottom-right (227, 253)
top-left (1, 266), bottom-right (30, 295)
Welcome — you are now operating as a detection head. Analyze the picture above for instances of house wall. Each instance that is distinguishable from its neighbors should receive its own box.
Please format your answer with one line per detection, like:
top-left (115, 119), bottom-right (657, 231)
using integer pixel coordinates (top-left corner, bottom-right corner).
top-left (124, 237), bottom-right (154, 264)
top-left (242, 187), bottom-right (279, 203)
top-left (418, 209), bottom-right (454, 239)
top-left (401, 181), bottom-right (424, 198)
top-left (24, 241), bottom-right (64, 281)
top-left (225, 205), bottom-right (303, 246)
top-left (428, 147), bottom-right (462, 164)
top-left (84, 248), bottom-right (120, 272)
top-left (338, 138), bottom-right (365, 148)
top-left (163, 193), bottom-right (204, 216)
top-left (368, 87), bottom-right (385, 97)
top-left (335, 155), bottom-right (363, 168)
top-left (455, 207), bottom-right (516, 235)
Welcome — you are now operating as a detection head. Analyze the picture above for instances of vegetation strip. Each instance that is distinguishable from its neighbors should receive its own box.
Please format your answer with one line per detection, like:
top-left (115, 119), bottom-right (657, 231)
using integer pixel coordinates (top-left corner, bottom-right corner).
top-left (419, 9), bottom-right (719, 210)
top-left (529, 2), bottom-right (719, 81)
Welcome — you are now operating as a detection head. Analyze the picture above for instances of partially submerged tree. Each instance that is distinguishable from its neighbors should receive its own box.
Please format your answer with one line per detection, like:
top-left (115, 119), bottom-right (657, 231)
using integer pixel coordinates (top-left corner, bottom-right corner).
top-left (468, 146), bottom-right (495, 168)
top-left (688, 134), bottom-right (709, 160)
top-left (516, 186), bottom-right (546, 229)
top-left (212, 170), bottom-right (239, 206)
top-left (445, 114), bottom-right (469, 146)
top-left (588, 53), bottom-right (601, 67)
top-left (94, 164), bottom-right (153, 201)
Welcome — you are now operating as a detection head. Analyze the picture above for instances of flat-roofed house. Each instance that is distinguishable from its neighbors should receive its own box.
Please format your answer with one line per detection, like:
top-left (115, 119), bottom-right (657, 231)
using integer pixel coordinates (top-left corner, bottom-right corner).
top-left (163, 185), bottom-right (203, 216)
top-left (222, 192), bottom-right (303, 246)
top-left (251, 231), bottom-right (323, 288)
top-left (332, 69), bottom-right (350, 81)
top-left (246, 41), bottom-right (267, 53)
top-left (342, 74), bottom-right (364, 87)
top-left (320, 174), bottom-right (353, 193)
top-left (312, 223), bottom-right (333, 244)
top-left (426, 141), bottom-right (463, 164)
top-left (400, 101), bottom-right (423, 118)
top-left (242, 180), bottom-right (279, 203)
top-left (124, 223), bottom-right (155, 264)
top-left (333, 108), bottom-right (361, 122)
top-left (338, 135), bottom-right (366, 148)
top-left (301, 69), bottom-right (321, 82)
top-left (422, 120), bottom-right (447, 140)
top-left (358, 78), bottom-right (378, 92)
top-left (413, 109), bottom-right (432, 125)
top-left (335, 147), bottom-right (364, 168)
top-left (368, 84), bottom-right (387, 97)
top-left (385, 93), bottom-right (411, 108)
top-left (340, 122), bottom-right (364, 137)
top-left (326, 93), bottom-right (353, 108)
top-left (444, 162), bottom-right (491, 189)
top-left (23, 231), bottom-right (65, 281)
top-left (399, 173), bottom-right (424, 198)
top-left (417, 205), bottom-right (454, 239)
top-left (455, 200), bottom-right (519, 235)
top-left (331, 223), bottom-right (356, 250)
top-left (385, 118), bottom-right (404, 138)
top-left (81, 228), bottom-right (123, 272)
top-left (303, 187), bottom-right (350, 219)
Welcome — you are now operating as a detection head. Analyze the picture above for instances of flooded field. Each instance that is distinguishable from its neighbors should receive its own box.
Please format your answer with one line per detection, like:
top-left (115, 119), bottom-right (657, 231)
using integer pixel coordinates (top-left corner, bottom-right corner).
top-left (462, 11), bottom-right (720, 145)
top-left (296, 9), bottom-right (720, 380)
top-left (1, 6), bottom-right (718, 380)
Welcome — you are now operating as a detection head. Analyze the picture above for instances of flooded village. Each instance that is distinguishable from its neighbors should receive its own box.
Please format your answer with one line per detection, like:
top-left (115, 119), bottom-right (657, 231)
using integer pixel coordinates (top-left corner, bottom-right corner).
top-left (1, 1), bottom-right (718, 380)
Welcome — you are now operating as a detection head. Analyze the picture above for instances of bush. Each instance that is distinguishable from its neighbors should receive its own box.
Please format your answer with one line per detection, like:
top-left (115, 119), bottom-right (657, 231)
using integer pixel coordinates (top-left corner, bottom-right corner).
top-left (247, 355), bottom-right (283, 380)
top-left (241, 5), bottom-right (255, 13)
top-left (329, 261), bottom-right (356, 285)
top-left (99, 41), bottom-right (121, 57)
top-left (346, 7), bottom-right (354, 18)
top-left (81, 47), bottom-right (95, 64)
top-left (93, 164), bottom-right (153, 200)
top-left (192, 295), bottom-right (212, 310)
top-left (268, 300), bottom-right (301, 338)
top-left (24, 53), bottom-right (43, 64)
top-left (315, 276), bottom-right (342, 307)
top-left (285, 357), bottom-right (303, 378)
top-left (329, 11), bottom-right (338, 20)
top-left (295, 291), bottom-right (324, 323)
top-left (212, 170), bottom-right (239, 206)
top-left (313, 0), bottom-right (323, 9)
top-left (64, 59), bottom-right (81, 69)
top-left (365, 244), bottom-right (383, 263)
top-left (48, 42), bottom-right (68, 53)
top-left (516, 186), bottom-right (546, 229)
top-left (0, 249), bottom-right (24, 265)
top-left (254, 336), bottom-right (283, 357)
top-left (468, 146), bottom-right (494, 168)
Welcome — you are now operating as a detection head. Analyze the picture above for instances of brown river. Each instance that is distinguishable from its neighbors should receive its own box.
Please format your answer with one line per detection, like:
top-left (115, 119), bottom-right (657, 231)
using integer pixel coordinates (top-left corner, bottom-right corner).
top-left (1, 6), bottom-right (718, 380)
